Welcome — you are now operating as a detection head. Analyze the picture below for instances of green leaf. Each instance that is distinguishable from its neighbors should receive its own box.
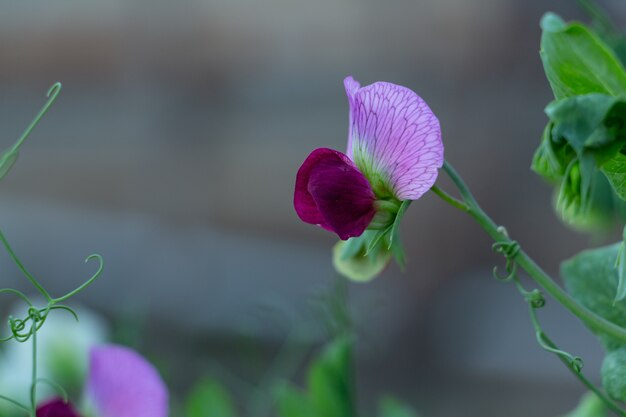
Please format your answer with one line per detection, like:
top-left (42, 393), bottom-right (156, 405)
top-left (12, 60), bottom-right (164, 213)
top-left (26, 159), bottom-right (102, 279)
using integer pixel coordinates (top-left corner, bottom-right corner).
top-left (378, 396), bottom-right (419, 417)
top-left (0, 150), bottom-right (18, 181)
top-left (545, 94), bottom-right (620, 154)
top-left (540, 12), bottom-right (626, 99)
top-left (275, 383), bottom-right (316, 417)
top-left (333, 232), bottom-right (391, 282)
top-left (578, 0), bottom-right (626, 66)
top-left (602, 347), bottom-right (626, 402)
top-left (184, 379), bottom-right (237, 417)
top-left (535, 93), bottom-right (626, 225)
top-left (560, 392), bottom-right (608, 417)
top-left (308, 336), bottom-right (354, 417)
top-left (561, 243), bottom-right (626, 350)
top-left (615, 227), bottom-right (626, 302)
top-left (602, 151), bottom-right (626, 201)
top-left (275, 336), bottom-right (355, 417)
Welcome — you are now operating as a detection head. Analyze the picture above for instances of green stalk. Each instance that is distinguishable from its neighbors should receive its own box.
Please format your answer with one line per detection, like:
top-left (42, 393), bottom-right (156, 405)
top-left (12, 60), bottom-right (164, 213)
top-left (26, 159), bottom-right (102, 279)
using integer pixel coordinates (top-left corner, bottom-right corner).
top-left (433, 160), bottom-right (626, 344)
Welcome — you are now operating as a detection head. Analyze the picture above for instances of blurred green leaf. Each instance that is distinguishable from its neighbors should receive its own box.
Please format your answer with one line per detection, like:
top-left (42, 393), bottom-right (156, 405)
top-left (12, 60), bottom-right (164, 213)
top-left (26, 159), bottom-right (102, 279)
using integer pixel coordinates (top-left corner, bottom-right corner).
top-left (378, 396), bottom-right (419, 417)
top-left (185, 379), bottom-right (237, 417)
top-left (275, 383), bottom-right (316, 417)
top-left (540, 12), bottom-right (626, 99)
top-left (275, 336), bottom-right (355, 417)
top-left (561, 243), bottom-right (626, 350)
top-left (577, 0), bottom-right (626, 66)
top-left (560, 392), bottom-right (607, 417)
top-left (602, 347), bottom-right (626, 402)
top-left (308, 336), bottom-right (354, 417)
top-left (615, 227), bottom-right (626, 302)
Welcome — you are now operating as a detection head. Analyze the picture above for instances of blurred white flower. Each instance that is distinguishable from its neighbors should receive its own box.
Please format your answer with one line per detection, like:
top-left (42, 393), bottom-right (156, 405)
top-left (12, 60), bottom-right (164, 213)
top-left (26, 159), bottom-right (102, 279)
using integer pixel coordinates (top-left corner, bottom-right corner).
top-left (0, 300), bottom-right (109, 413)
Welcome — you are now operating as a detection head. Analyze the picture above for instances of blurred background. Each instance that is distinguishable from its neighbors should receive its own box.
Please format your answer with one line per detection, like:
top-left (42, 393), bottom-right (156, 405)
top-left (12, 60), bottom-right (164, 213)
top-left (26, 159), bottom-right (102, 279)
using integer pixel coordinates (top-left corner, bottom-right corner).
top-left (0, 0), bottom-right (625, 416)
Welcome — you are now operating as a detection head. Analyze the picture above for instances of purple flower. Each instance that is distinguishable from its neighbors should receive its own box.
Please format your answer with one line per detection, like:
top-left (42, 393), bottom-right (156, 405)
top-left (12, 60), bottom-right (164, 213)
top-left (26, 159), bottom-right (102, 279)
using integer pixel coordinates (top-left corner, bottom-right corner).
top-left (36, 344), bottom-right (168, 417)
top-left (85, 345), bottom-right (168, 417)
top-left (294, 76), bottom-right (443, 240)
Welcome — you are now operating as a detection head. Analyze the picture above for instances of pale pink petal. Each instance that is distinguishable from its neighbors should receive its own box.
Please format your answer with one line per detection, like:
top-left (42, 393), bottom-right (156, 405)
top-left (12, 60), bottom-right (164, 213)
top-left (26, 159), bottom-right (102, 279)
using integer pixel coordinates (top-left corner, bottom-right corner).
top-left (344, 76), bottom-right (443, 200)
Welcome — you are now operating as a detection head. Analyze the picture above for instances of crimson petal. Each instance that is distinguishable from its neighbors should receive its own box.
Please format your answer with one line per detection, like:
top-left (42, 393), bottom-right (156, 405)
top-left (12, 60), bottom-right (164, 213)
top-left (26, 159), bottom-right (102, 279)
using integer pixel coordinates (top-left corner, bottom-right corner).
top-left (294, 148), bottom-right (376, 240)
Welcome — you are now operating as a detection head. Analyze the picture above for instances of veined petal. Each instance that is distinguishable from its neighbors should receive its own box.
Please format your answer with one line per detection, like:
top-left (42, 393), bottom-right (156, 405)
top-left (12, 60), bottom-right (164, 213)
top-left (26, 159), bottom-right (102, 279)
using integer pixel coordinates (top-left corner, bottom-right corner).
top-left (36, 398), bottom-right (81, 417)
top-left (86, 345), bottom-right (168, 417)
top-left (344, 76), bottom-right (443, 200)
top-left (294, 148), bottom-right (376, 240)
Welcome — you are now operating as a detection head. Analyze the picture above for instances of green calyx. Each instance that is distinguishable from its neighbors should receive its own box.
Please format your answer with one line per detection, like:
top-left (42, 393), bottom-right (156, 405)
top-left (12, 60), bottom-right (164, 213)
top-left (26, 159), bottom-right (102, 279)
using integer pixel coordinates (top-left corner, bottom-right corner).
top-left (333, 200), bottom-right (411, 282)
top-left (368, 198), bottom-right (402, 230)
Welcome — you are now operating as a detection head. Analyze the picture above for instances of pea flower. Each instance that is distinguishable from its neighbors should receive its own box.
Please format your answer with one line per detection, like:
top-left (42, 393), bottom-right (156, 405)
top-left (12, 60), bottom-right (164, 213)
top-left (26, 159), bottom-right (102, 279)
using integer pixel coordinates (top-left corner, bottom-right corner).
top-left (295, 76), bottom-right (443, 239)
top-left (36, 344), bottom-right (168, 417)
top-left (294, 76), bottom-right (443, 279)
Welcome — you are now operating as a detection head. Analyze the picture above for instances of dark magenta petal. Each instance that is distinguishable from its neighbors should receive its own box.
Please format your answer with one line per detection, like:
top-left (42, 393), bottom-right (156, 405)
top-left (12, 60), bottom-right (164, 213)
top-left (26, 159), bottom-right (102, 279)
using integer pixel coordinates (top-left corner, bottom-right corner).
top-left (294, 148), bottom-right (331, 230)
top-left (294, 148), bottom-right (376, 240)
top-left (37, 398), bottom-right (82, 417)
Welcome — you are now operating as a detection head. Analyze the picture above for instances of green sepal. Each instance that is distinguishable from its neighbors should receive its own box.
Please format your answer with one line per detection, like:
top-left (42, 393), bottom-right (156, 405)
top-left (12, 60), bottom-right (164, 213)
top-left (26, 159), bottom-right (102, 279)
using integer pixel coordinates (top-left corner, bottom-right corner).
top-left (560, 392), bottom-right (608, 417)
top-left (388, 200), bottom-right (411, 269)
top-left (333, 200), bottom-right (411, 281)
top-left (184, 378), bottom-right (237, 417)
top-left (561, 243), bottom-right (626, 351)
top-left (602, 347), bottom-right (626, 403)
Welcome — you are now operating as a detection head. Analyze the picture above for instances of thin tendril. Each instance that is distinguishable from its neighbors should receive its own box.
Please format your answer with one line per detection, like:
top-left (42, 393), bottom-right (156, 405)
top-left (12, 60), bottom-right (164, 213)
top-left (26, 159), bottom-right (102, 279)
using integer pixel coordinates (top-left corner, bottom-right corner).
top-left (11, 83), bottom-right (62, 154)
top-left (0, 395), bottom-right (30, 413)
top-left (0, 82), bottom-right (105, 415)
top-left (53, 254), bottom-right (104, 302)
top-left (0, 230), bottom-right (52, 301)
top-left (432, 159), bottom-right (626, 345)
top-left (0, 288), bottom-right (33, 306)
top-left (515, 279), bottom-right (626, 416)
top-left (34, 378), bottom-right (68, 403)
top-left (492, 240), bottom-right (520, 282)
top-left (48, 305), bottom-right (79, 321)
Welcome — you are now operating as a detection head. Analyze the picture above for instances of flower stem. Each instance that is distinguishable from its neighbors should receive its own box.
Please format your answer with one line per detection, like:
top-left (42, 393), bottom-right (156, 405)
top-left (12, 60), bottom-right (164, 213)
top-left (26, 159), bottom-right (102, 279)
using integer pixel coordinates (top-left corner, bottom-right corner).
top-left (29, 320), bottom-right (38, 417)
top-left (432, 160), bottom-right (626, 344)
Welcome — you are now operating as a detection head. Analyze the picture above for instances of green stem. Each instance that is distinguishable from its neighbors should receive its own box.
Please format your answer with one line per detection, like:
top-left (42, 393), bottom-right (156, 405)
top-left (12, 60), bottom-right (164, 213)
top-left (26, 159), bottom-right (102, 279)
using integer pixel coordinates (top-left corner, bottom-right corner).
top-left (433, 160), bottom-right (626, 345)
top-left (430, 185), bottom-right (469, 212)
